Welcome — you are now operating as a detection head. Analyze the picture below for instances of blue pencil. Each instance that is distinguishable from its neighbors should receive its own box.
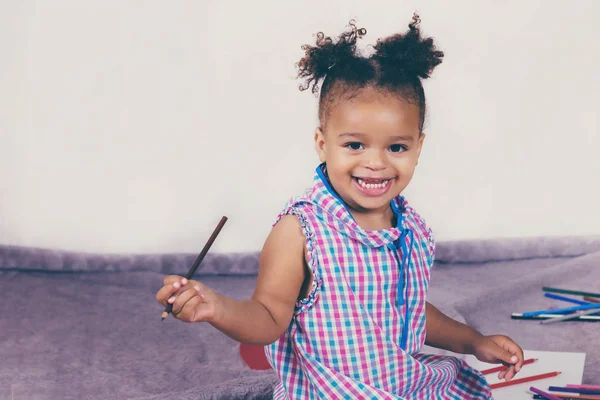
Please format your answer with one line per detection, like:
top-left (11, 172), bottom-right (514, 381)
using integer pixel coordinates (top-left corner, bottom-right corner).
top-left (522, 303), bottom-right (600, 317)
top-left (548, 386), bottom-right (600, 395)
top-left (544, 293), bottom-right (592, 306)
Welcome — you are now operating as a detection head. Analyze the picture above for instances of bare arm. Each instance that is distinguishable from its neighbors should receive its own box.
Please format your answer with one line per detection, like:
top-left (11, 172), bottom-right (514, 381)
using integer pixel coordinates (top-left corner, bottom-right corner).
top-left (157, 215), bottom-right (307, 345)
top-left (424, 301), bottom-right (483, 354)
top-left (209, 215), bottom-right (307, 345)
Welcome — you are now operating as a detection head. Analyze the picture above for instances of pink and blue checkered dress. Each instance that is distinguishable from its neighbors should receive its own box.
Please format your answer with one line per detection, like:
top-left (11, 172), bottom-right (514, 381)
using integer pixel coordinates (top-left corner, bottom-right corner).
top-left (265, 164), bottom-right (492, 399)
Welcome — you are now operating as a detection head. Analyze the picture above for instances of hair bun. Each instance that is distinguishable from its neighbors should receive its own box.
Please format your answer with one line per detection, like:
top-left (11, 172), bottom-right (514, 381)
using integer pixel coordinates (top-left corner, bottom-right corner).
top-left (297, 20), bottom-right (367, 94)
top-left (372, 13), bottom-right (444, 79)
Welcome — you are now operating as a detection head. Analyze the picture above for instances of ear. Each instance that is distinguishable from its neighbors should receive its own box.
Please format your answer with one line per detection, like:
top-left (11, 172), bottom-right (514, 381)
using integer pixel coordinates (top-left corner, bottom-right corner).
top-left (415, 132), bottom-right (426, 165)
top-left (314, 127), bottom-right (327, 162)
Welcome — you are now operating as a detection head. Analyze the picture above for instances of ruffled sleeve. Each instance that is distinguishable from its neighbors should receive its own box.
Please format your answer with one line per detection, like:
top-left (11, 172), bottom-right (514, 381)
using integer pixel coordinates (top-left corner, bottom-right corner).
top-left (273, 199), bottom-right (322, 315)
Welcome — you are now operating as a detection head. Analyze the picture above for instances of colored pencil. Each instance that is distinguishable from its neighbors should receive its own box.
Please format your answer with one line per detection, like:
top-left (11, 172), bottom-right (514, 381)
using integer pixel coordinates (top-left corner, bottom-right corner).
top-left (566, 384), bottom-right (600, 390)
top-left (545, 293), bottom-right (592, 306)
top-left (511, 313), bottom-right (600, 322)
top-left (161, 216), bottom-right (228, 321)
top-left (481, 358), bottom-right (537, 375)
top-left (543, 287), bottom-right (600, 299)
top-left (548, 387), bottom-right (600, 395)
top-left (540, 308), bottom-right (600, 325)
top-left (489, 371), bottom-right (561, 389)
top-left (533, 394), bottom-right (600, 399)
top-left (522, 303), bottom-right (600, 317)
top-left (583, 296), bottom-right (600, 303)
top-left (529, 386), bottom-right (564, 400)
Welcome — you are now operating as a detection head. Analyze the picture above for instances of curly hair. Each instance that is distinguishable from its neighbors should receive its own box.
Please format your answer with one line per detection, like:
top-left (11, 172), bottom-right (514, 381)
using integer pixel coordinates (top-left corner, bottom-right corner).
top-left (296, 13), bottom-right (444, 131)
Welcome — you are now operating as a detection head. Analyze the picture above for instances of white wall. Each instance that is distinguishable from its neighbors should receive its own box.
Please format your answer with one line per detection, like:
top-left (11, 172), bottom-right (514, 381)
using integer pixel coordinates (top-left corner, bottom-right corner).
top-left (1, 0), bottom-right (599, 254)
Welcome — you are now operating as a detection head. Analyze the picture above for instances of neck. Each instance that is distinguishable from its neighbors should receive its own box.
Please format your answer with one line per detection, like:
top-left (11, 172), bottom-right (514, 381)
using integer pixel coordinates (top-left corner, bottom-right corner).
top-left (350, 206), bottom-right (396, 231)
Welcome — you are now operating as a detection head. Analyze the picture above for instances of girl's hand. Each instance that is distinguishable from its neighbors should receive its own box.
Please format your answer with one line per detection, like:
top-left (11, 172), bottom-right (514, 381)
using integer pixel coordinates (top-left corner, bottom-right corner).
top-left (155, 275), bottom-right (223, 323)
top-left (472, 334), bottom-right (524, 382)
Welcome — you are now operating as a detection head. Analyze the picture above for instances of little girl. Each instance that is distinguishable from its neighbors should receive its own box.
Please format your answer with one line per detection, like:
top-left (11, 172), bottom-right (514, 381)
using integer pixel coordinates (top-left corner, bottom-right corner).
top-left (156, 14), bottom-right (524, 399)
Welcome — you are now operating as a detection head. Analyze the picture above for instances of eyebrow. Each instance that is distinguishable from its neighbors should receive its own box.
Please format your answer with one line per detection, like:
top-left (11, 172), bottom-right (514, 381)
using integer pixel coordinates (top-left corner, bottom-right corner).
top-left (338, 132), bottom-right (415, 142)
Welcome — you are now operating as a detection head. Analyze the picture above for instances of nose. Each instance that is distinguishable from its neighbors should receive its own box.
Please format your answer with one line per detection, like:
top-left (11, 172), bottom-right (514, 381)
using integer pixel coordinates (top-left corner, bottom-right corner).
top-left (365, 149), bottom-right (386, 171)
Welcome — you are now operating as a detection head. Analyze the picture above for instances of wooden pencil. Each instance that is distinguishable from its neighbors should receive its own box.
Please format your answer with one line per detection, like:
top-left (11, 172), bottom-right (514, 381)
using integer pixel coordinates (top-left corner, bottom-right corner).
top-left (540, 308), bottom-right (600, 324)
top-left (544, 293), bottom-right (591, 306)
top-left (529, 386), bottom-right (564, 400)
top-left (489, 371), bottom-right (560, 389)
top-left (548, 387), bottom-right (600, 395)
top-left (511, 313), bottom-right (600, 322)
top-left (542, 287), bottom-right (600, 299)
top-left (566, 384), bottom-right (600, 390)
top-left (480, 358), bottom-right (536, 375)
top-left (161, 216), bottom-right (228, 321)
top-left (522, 303), bottom-right (600, 318)
top-left (534, 395), bottom-right (600, 400)
top-left (583, 296), bottom-right (600, 303)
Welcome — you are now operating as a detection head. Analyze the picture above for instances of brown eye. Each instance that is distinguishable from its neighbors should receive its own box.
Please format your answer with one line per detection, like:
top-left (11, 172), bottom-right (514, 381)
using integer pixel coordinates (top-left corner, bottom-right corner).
top-left (389, 144), bottom-right (407, 153)
top-left (345, 142), bottom-right (364, 151)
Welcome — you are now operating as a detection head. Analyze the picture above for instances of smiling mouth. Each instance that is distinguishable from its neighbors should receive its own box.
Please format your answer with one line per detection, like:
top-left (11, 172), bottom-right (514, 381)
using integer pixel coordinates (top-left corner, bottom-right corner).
top-left (352, 176), bottom-right (395, 197)
top-left (354, 177), bottom-right (392, 188)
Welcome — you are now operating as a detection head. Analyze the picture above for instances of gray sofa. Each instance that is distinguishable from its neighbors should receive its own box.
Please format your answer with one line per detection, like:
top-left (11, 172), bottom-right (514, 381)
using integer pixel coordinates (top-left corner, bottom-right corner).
top-left (1, 236), bottom-right (599, 399)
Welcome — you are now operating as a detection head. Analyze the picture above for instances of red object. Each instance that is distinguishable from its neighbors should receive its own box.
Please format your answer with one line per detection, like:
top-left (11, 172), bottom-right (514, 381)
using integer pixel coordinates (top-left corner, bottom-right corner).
top-left (489, 371), bottom-right (561, 389)
top-left (481, 358), bottom-right (537, 375)
top-left (566, 384), bottom-right (600, 389)
top-left (239, 343), bottom-right (273, 370)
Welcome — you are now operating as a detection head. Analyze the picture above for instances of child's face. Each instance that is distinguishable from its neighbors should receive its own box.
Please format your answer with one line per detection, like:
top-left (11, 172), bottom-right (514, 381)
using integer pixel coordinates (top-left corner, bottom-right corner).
top-left (315, 87), bottom-right (424, 217)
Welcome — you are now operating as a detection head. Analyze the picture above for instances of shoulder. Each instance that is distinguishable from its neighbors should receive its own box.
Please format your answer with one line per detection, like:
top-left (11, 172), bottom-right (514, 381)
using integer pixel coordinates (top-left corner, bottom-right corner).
top-left (262, 185), bottom-right (320, 262)
top-left (261, 215), bottom-right (307, 278)
top-left (272, 187), bottom-right (318, 230)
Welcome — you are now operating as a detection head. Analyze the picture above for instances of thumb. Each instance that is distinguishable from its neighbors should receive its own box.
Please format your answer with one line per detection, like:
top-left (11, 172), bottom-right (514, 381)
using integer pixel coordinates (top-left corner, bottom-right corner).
top-left (495, 347), bottom-right (518, 365)
top-left (190, 286), bottom-right (221, 323)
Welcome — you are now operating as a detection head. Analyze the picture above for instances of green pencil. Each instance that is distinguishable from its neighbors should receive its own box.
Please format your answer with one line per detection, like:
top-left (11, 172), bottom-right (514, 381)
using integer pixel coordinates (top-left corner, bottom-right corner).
top-left (542, 287), bottom-right (600, 298)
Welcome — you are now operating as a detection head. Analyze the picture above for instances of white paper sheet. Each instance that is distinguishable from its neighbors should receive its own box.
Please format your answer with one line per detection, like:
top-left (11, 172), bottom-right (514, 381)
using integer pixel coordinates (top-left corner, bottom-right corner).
top-left (464, 350), bottom-right (586, 400)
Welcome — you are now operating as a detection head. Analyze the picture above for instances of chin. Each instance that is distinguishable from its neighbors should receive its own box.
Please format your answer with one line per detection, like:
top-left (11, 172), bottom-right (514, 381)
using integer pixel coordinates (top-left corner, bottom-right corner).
top-left (354, 197), bottom-right (393, 211)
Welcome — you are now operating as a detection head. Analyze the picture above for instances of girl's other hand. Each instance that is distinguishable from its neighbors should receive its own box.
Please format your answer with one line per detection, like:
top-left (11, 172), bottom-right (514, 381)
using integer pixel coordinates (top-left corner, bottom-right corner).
top-left (472, 334), bottom-right (524, 381)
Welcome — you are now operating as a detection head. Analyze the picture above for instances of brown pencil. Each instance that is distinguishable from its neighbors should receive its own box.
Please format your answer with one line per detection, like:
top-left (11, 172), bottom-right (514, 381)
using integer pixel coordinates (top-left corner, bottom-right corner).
top-left (583, 296), bottom-right (600, 303)
top-left (161, 216), bottom-right (228, 321)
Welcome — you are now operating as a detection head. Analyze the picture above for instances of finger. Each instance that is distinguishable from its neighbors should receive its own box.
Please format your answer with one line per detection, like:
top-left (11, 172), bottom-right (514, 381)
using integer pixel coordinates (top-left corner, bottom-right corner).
top-left (503, 366), bottom-right (516, 381)
top-left (498, 368), bottom-right (507, 380)
top-left (163, 275), bottom-right (180, 285)
top-left (495, 346), bottom-right (518, 366)
top-left (501, 339), bottom-right (524, 372)
top-left (156, 284), bottom-right (178, 305)
top-left (171, 285), bottom-right (203, 317)
top-left (162, 275), bottom-right (188, 286)
top-left (174, 292), bottom-right (209, 322)
top-left (156, 279), bottom-right (188, 304)
top-left (498, 367), bottom-right (510, 381)
top-left (156, 282), bottom-right (182, 304)
top-left (499, 364), bottom-right (513, 379)
top-left (512, 346), bottom-right (524, 372)
top-left (516, 354), bottom-right (524, 372)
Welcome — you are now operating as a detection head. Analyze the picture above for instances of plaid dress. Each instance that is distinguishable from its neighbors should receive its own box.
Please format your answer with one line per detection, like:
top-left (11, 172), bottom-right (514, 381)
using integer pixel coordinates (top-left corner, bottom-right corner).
top-left (265, 164), bottom-right (492, 399)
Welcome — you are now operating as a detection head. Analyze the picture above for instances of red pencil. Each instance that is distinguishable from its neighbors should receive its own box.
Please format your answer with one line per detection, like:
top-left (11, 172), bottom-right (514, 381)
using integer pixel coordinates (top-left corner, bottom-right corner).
top-left (489, 371), bottom-right (561, 389)
top-left (481, 358), bottom-right (537, 375)
top-left (536, 394), bottom-right (600, 400)
top-left (567, 384), bottom-right (600, 390)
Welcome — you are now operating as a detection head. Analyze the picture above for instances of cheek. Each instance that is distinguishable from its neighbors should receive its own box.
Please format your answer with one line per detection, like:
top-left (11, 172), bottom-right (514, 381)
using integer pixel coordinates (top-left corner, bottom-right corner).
top-left (392, 157), bottom-right (418, 176)
top-left (327, 148), bottom-right (351, 164)
top-left (401, 169), bottom-right (416, 182)
top-left (390, 153), bottom-right (406, 162)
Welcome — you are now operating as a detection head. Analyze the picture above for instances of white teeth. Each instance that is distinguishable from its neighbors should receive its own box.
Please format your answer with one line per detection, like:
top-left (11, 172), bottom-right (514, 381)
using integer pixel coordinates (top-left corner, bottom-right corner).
top-left (357, 178), bottom-right (389, 189)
